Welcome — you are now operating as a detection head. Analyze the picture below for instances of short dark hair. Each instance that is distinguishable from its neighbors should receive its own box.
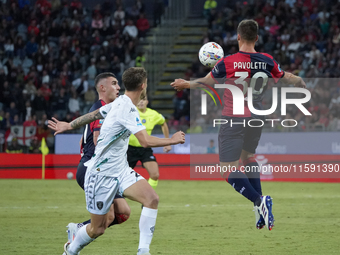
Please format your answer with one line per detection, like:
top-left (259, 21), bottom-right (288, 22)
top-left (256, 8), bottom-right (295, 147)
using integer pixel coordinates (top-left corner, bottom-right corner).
top-left (237, 19), bottom-right (258, 42)
top-left (94, 72), bottom-right (116, 90)
top-left (122, 67), bottom-right (147, 91)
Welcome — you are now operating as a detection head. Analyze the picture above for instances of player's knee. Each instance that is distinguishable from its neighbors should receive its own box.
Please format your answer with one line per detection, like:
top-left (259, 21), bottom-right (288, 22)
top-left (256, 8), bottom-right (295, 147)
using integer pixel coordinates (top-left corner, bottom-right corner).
top-left (150, 172), bottom-right (159, 180)
top-left (145, 191), bottom-right (159, 208)
top-left (242, 156), bottom-right (256, 166)
top-left (115, 213), bottom-right (130, 224)
top-left (150, 192), bottom-right (159, 207)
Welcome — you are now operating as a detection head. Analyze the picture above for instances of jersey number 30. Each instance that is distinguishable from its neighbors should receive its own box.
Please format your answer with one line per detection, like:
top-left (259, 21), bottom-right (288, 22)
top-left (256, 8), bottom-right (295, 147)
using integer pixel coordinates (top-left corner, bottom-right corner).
top-left (234, 71), bottom-right (268, 95)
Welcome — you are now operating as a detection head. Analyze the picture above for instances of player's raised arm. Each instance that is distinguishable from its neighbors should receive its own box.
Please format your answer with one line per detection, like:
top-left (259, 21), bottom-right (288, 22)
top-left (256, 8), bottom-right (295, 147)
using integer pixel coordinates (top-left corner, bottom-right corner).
top-left (48, 109), bottom-right (104, 135)
top-left (281, 72), bottom-right (306, 88)
top-left (170, 72), bottom-right (215, 91)
top-left (134, 129), bottom-right (185, 148)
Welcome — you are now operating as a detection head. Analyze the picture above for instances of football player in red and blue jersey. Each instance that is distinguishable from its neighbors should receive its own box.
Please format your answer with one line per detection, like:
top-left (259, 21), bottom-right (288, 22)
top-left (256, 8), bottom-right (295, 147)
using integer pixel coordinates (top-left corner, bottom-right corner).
top-left (67, 72), bottom-right (131, 242)
top-left (171, 19), bottom-right (306, 230)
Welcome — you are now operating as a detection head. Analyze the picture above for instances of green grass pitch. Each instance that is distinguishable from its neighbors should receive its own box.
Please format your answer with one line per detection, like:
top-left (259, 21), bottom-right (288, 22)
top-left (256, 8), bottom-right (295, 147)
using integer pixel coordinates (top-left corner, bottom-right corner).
top-left (0, 179), bottom-right (339, 255)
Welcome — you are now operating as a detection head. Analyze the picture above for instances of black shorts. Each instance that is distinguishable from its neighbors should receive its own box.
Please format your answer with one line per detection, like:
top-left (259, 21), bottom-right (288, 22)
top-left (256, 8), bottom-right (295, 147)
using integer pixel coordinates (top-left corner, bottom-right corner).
top-left (127, 145), bottom-right (157, 169)
top-left (76, 160), bottom-right (124, 199)
top-left (218, 116), bottom-right (263, 162)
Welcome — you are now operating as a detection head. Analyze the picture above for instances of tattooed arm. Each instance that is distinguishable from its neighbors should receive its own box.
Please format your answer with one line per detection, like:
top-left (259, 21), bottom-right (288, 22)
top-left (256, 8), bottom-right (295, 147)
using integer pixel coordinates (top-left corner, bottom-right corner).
top-left (48, 109), bottom-right (104, 135)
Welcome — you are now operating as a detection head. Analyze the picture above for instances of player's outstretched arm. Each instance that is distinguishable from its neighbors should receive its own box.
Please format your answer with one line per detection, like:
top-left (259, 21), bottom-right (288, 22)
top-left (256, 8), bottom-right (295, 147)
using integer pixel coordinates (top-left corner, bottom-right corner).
top-left (134, 129), bottom-right (185, 148)
top-left (170, 72), bottom-right (215, 91)
top-left (48, 109), bottom-right (104, 135)
top-left (281, 72), bottom-right (306, 88)
top-left (161, 122), bottom-right (171, 153)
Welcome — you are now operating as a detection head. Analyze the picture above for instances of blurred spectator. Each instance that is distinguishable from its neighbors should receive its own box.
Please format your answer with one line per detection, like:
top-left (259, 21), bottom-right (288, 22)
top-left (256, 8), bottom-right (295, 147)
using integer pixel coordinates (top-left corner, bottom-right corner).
top-left (136, 0), bottom-right (145, 13)
top-left (6, 137), bottom-right (23, 153)
top-left (4, 39), bottom-right (14, 58)
top-left (24, 79), bottom-right (37, 100)
top-left (97, 56), bottom-right (110, 73)
top-left (8, 102), bottom-right (19, 121)
top-left (113, 5), bottom-right (125, 26)
top-left (203, 0), bottom-right (217, 20)
top-left (87, 58), bottom-right (97, 87)
top-left (39, 83), bottom-right (52, 102)
top-left (27, 20), bottom-right (40, 36)
top-left (23, 101), bottom-right (34, 121)
top-left (123, 19), bottom-right (138, 40)
top-left (153, 0), bottom-right (164, 27)
top-left (72, 72), bottom-right (89, 97)
top-left (207, 139), bottom-right (216, 153)
top-left (136, 13), bottom-right (150, 38)
top-left (23, 115), bottom-right (37, 128)
top-left (92, 13), bottom-right (104, 30)
top-left (25, 37), bottom-right (38, 58)
top-left (135, 52), bottom-right (146, 67)
top-left (126, 4), bottom-right (140, 21)
top-left (29, 136), bottom-right (40, 153)
top-left (32, 90), bottom-right (46, 120)
top-left (68, 91), bottom-right (80, 114)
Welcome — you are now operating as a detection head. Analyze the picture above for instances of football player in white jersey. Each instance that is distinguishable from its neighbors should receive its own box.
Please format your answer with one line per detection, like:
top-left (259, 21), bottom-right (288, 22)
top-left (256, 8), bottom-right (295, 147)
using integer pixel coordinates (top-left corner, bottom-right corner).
top-left (49, 67), bottom-right (185, 255)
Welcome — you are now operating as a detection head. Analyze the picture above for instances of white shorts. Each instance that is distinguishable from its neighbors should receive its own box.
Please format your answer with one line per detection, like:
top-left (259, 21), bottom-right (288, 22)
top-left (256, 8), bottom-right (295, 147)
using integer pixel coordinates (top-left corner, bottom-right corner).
top-left (84, 168), bottom-right (144, 215)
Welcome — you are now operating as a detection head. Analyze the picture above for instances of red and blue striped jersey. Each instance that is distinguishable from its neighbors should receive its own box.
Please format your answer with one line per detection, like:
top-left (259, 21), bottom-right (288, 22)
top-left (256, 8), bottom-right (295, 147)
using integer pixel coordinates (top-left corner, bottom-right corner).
top-left (80, 99), bottom-right (106, 162)
top-left (210, 51), bottom-right (284, 117)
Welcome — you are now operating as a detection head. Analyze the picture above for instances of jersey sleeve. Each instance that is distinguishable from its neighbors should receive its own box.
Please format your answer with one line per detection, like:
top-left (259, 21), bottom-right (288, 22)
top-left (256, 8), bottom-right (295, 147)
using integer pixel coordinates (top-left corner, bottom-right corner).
top-left (271, 59), bottom-right (285, 82)
top-left (119, 108), bottom-right (146, 135)
top-left (99, 102), bottom-right (113, 119)
top-left (90, 119), bottom-right (101, 131)
top-left (210, 58), bottom-right (227, 81)
top-left (155, 112), bottom-right (165, 125)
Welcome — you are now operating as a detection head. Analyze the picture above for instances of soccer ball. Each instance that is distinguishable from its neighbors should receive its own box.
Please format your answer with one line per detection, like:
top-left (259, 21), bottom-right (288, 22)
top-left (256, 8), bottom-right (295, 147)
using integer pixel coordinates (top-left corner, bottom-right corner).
top-left (67, 172), bottom-right (74, 180)
top-left (198, 42), bottom-right (224, 67)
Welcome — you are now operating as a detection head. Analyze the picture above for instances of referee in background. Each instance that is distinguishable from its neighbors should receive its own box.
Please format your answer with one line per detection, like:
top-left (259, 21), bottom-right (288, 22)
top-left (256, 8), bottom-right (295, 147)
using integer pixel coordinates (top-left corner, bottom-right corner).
top-left (128, 95), bottom-right (172, 189)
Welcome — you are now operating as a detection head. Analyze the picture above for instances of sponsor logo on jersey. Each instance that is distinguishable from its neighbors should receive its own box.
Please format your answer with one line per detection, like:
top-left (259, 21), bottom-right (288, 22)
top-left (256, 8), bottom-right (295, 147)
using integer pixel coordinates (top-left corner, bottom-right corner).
top-left (99, 119), bottom-right (104, 124)
top-left (142, 119), bottom-right (146, 123)
top-left (136, 117), bottom-right (143, 126)
top-left (97, 201), bottom-right (103, 210)
top-left (130, 108), bottom-right (136, 113)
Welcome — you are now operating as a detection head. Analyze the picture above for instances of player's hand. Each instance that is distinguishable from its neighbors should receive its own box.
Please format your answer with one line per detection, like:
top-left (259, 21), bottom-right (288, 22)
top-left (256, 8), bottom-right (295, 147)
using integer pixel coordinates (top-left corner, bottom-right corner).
top-left (170, 131), bottom-right (185, 145)
top-left (170, 79), bottom-right (189, 91)
top-left (163, 145), bottom-right (172, 153)
top-left (48, 117), bottom-right (72, 136)
top-left (295, 77), bottom-right (306, 88)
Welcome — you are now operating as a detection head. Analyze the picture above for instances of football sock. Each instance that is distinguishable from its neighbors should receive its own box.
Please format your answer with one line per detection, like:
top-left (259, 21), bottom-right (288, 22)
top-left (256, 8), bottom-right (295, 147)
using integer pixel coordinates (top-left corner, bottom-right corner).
top-left (80, 213), bottom-right (129, 229)
top-left (227, 170), bottom-right (261, 205)
top-left (243, 158), bottom-right (262, 195)
top-left (77, 220), bottom-right (91, 228)
top-left (108, 213), bottom-right (129, 227)
top-left (68, 224), bottom-right (95, 254)
top-left (138, 207), bottom-right (158, 254)
top-left (148, 178), bottom-right (158, 189)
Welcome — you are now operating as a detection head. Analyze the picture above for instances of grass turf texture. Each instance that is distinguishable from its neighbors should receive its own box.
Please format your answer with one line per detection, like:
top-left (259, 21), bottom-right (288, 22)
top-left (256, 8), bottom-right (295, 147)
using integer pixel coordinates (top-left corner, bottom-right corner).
top-left (0, 179), bottom-right (339, 255)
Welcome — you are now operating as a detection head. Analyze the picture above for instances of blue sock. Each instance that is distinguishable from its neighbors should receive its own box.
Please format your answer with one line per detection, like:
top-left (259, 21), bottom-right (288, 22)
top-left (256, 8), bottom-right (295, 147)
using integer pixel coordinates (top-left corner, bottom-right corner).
top-left (244, 161), bottom-right (262, 195)
top-left (227, 170), bottom-right (261, 205)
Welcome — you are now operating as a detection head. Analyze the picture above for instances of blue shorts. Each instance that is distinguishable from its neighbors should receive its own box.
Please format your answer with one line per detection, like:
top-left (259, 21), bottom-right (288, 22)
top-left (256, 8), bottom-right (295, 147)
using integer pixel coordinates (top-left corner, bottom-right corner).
top-left (77, 160), bottom-right (124, 199)
top-left (218, 116), bottom-right (263, 162)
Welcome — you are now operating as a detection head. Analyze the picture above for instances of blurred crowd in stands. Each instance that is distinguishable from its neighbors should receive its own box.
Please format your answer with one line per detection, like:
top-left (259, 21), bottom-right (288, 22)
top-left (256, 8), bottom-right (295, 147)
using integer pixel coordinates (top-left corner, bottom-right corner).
top-left (0, 0), bottom-right (151, 153)
top-left (170, 0), bottom-right (340, 133)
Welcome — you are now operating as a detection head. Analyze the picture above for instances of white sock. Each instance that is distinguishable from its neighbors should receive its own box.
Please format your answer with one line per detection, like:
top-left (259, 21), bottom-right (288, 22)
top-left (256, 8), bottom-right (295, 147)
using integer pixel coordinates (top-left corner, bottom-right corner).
top-left (138, 207), bottom-right (158, 253)
top-left (68, 224), bottom-right (95, 254)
